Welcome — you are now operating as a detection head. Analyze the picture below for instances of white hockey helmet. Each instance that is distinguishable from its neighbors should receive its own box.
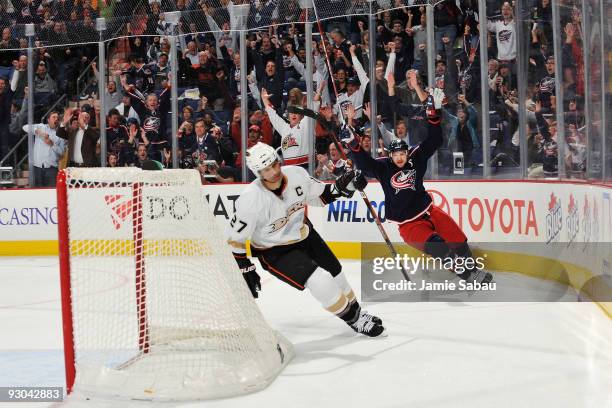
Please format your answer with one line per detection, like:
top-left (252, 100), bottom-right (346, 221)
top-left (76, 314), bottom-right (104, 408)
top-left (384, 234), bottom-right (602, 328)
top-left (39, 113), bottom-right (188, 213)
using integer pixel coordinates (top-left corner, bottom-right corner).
top-left (246, 142), bottom-right (279, 175)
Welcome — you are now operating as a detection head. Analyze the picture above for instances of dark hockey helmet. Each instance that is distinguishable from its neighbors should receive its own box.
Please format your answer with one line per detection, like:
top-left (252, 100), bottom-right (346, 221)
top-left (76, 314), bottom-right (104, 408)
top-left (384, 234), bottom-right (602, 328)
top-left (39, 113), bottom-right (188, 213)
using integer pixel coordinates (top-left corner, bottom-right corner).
top-left (388, 139), bottom-right (409, 153)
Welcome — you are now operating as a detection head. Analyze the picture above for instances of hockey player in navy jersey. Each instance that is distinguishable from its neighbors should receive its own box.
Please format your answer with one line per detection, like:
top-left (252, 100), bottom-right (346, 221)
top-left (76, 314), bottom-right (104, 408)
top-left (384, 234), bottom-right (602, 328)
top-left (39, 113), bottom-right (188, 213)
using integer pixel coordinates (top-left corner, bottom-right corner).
top-left (227, 142), bottom-right (385, 337)
top-left (344, 85), bottom-right (493, 285)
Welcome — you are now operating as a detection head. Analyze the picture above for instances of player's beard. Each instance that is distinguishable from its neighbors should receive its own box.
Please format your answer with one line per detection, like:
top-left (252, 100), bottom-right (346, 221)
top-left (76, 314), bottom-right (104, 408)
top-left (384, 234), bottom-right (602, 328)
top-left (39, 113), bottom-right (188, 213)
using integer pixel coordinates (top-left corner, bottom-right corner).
top-left (266, 172), bottom-right (282, 183)
top-left (263, 168), bottom-right (283, 188)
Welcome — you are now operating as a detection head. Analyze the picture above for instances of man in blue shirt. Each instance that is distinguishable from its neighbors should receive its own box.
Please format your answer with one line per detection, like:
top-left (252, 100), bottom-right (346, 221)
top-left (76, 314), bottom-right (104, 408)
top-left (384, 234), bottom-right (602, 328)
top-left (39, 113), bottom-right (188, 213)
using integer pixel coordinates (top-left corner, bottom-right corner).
top-left (24, 110), bottom-right (66, 187)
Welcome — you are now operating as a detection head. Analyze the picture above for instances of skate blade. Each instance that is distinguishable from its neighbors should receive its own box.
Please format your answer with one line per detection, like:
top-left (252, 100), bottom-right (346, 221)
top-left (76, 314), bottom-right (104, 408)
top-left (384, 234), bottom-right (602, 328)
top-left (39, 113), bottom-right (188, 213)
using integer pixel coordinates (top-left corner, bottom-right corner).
top-left (353, 326), bottom-right (388, 338)
top-left (371, 326), bottom-right (388, 338)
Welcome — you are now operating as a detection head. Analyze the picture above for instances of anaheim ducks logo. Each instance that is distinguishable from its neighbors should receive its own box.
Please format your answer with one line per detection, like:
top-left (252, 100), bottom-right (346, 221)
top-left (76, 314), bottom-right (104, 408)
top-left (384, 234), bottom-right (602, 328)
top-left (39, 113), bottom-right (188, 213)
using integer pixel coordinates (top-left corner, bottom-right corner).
top-left (268, 200), bottom-right (306, 233)
top-left (281, 134), bottom-right (299, 150)
top-left (390, 169), bottom-right (416, 194)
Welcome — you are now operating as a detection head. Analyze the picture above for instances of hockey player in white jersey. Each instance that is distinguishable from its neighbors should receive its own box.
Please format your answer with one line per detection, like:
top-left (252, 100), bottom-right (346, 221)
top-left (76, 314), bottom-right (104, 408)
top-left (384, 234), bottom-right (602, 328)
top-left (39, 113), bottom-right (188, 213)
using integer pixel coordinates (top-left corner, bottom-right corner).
top-left (227, 142), bottom-right (385, 337)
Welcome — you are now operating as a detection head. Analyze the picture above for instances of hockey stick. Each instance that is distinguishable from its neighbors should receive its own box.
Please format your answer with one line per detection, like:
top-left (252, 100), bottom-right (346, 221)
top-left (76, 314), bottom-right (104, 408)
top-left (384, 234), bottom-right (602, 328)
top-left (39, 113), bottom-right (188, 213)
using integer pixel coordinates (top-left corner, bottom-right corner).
top-left (287, 105), bottom-right (336, 131)
top-left (309, 7), bottom-right (412, 282)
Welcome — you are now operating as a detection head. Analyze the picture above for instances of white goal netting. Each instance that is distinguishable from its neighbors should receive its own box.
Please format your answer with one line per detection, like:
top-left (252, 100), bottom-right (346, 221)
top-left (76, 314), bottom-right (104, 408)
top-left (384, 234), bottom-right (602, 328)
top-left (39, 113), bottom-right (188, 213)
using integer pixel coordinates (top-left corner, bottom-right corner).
top-left (57, 167), bottom-right (293, 401)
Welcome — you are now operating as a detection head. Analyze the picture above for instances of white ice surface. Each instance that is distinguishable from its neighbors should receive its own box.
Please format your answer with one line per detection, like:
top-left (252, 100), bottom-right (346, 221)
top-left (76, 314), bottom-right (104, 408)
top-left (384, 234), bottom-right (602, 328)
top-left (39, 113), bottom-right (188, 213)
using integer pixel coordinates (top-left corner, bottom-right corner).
top-left (0, 257), bottom-right (610, 408)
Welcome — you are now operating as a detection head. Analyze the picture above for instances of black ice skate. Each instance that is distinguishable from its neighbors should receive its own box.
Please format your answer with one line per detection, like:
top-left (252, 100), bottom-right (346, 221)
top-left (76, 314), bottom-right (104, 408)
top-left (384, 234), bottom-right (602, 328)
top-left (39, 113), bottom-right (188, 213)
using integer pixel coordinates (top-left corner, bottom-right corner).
top-left (460, 269), bottom-right (494, 284)
top-left (359, 310), bottom-right (383, 325)
top-left (350, 313), bottom-right (385, 337)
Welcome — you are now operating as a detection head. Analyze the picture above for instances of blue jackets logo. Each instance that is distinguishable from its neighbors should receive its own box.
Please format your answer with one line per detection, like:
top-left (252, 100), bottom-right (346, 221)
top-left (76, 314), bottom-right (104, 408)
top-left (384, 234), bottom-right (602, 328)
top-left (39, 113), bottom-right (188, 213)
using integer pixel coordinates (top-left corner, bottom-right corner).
top-left (142, 116), bottom-right (161, 132)
top-left (390, 169), bottom-right (416, 194)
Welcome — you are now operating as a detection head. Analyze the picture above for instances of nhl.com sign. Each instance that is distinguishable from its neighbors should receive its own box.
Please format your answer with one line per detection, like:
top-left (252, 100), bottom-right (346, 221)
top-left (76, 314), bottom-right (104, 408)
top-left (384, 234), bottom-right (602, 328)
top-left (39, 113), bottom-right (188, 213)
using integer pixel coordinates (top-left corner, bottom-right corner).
top-left (324, 187), bottom-right (540, 240)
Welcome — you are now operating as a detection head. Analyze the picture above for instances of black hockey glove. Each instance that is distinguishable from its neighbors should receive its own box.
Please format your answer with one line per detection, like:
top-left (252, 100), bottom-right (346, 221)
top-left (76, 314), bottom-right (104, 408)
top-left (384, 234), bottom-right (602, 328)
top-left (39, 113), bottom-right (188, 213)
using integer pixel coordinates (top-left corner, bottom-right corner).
top-left (334, 169), bottom-right (367, 198)
top-left (243, 270), bottom-right (261, 298)
top-left (352, 170), bottom-right (367, 191)
top-left (233, 253), bottom-right (261, 298)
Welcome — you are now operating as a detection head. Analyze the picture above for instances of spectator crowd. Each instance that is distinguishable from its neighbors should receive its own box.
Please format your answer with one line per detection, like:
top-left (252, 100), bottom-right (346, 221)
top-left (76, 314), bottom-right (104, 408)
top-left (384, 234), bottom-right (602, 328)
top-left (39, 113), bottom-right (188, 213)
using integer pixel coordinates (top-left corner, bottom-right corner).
top-left (0, 0), bottom-right (603, 186)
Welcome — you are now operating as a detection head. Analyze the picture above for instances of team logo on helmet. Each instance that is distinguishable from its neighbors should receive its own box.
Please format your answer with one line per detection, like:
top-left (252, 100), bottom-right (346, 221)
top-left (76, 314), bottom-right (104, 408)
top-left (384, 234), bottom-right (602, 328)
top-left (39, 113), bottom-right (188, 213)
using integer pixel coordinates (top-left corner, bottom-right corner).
top-left (281, 135), bottom-right (298, 150)
top-left (143, 117), bottom-right (160, 132)
top-left (390, 169), bottom-right (416, 194)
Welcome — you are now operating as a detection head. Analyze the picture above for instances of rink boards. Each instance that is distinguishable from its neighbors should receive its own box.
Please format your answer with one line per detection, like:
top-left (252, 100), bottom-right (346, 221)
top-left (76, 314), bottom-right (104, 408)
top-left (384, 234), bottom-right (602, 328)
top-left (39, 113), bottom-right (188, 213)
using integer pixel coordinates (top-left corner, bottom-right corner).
top-left (0, 180), bottom-right (610, 315)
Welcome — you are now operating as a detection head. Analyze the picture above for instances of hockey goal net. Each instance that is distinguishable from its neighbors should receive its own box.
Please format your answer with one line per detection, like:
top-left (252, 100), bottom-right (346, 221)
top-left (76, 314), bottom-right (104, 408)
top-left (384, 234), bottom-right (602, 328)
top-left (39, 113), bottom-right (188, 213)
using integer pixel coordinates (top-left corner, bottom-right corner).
top-left (56, 167), bottom-right (293, 401)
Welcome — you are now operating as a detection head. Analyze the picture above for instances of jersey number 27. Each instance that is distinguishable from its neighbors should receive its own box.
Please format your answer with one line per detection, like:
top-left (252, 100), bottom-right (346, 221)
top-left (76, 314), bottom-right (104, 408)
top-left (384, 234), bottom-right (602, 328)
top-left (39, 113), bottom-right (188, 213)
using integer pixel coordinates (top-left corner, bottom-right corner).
top-left (230, 214), bottom-right (247, 233)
